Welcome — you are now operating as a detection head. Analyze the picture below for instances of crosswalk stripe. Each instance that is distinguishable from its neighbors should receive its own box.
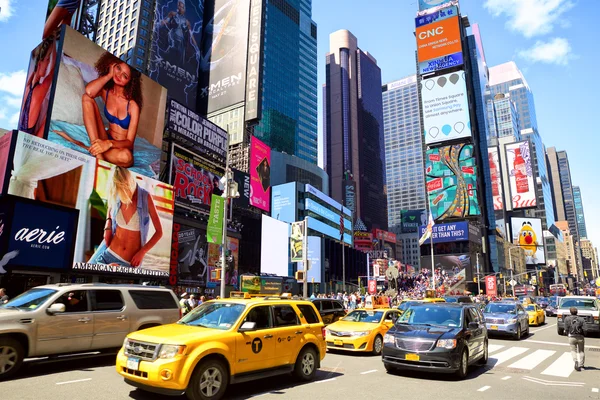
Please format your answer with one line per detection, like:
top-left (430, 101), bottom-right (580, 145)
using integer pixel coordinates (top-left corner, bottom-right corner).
top-left (488, 344), bottom-right (505, 354)
top-left (488, 347), bottom-right (529, 366)
top-left (541, 352), bottom-right (573, 378)
top-left (507, 349), bottom-right (556, 370)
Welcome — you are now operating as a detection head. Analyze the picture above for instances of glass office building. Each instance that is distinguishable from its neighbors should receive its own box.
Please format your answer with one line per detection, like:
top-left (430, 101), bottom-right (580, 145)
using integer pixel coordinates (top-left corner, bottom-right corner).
top-left (573, 186), bottom-right (587, 239)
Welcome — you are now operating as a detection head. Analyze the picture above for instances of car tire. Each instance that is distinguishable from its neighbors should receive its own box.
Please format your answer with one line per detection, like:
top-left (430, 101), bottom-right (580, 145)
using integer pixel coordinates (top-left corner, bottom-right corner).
top-left (515, 325), bottom-right (521, 341)
top-left (186, 359), bottom-right (229, 400)
top-left (372, 335), bottom-right (383, 356)
top-left (384, 363), bottom-right (398, 374)
top-left (557, 327), bottom-right (565, 336)
top-left (0, 337), bottom-right (24, 381)
top-left (477, 340), bottom-right (488, 366)
top-left (525, 324), bottom-right (530, 337)
top-left (294, 346), bottom-right (318, 381)
top-left (456, 348), bottom-right (469, 379)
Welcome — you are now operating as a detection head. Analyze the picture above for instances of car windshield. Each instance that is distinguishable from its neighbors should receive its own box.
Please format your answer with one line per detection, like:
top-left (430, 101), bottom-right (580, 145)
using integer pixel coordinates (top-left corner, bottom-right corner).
top-left (179, 302), bottom-right (246, 330)
top-left (398, 301), bottom-right (421, 311)
top-left (484, 304), bottom-right (517, 314)
top-left (559, 299), bottom-right (598, 310)
top-left (398, 306), bottom-right (462, 328)
top-left (342, 310), bottom-right (384, 323)
top-left (0, 288), bottom-right (57, 311)
top-left (525, 305), bottom-right (536, 311)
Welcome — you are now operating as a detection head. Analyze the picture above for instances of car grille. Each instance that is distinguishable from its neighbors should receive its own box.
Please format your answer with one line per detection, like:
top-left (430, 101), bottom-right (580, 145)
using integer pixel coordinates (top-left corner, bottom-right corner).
top-left (121, 367), bottom-right (148, 378)
top-left (395, 338), bottom-right (435, 352)
top-left (124, 340), bottom-right (158, 361)
top-left (328, 330), bottom-right (353, 337)
top-left (486, 318), bottom-right (505, 324)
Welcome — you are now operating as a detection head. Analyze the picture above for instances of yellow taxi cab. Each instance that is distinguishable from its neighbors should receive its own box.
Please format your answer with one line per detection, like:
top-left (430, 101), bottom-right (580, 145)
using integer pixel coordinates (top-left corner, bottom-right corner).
top-left (525, 303), bottom-right (546, 326)
top-left (325, 296), bottom-right (401, 355)
top-left (397, 292), bottom-right (445, 316)
top-left (116, 292), bottom-right (326, 400)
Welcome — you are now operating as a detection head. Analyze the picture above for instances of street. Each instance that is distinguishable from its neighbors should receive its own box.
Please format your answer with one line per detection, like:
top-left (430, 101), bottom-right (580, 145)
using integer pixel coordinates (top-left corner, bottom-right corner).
top-left (2, 317), bottom-right (599, 400)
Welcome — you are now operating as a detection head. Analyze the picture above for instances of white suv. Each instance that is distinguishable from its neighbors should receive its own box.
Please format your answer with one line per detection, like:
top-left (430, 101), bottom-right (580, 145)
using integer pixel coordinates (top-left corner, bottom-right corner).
top-left (0, 283), bottom-right (180, 380)
top-left (556, 296), bottom-right (600, 336)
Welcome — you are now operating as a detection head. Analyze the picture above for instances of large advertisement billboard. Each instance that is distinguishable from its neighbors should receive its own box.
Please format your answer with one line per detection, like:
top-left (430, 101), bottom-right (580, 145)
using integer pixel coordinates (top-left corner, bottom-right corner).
top-left (421, 71), bottom-right (471, 145)
top-left (299, 236), bottom-right (321, 284)
top-left (250, 136), bottom-right (271, 212)
top-left (415, 6), bottom-right (463, 74)
top-left (150, 0), bottom-right (204, 110)
top-left (512, 217), bottom-right (545, 265)
top-left (418, 0), bottom-right (452, 12)
top-left (418, 221), bottom-right (468, 245)
top-left (425, 143), bottom-right (480, 221)
top-left (170, 144), bottom-right (224, 214)
top-left (244, 0), bottom-right (264, 122)
top-left (505, 141), bottom-right (537, 210)
top-left (271, 182), bottom-right (297, 224)
top-left (260, 215), bottom-right (289, 276)
top-left (420, 253), bottom-right (471, 274)
top-left (45, 0), bottom-right (100, 41)
top-left (401, 209), bottom-right (427, 233)
top-left (208, 237), bottom-right (239, 286)
top-left (198, 0), bottom-right (251, 115)
top-left (0, 132), bottom-right (14, 194)
top-left (488, 146), bottom-right (504, 211)
top-left (47, 27), bottom-right (167, 180)
top-left (174, 223), bottom-right (209, 286)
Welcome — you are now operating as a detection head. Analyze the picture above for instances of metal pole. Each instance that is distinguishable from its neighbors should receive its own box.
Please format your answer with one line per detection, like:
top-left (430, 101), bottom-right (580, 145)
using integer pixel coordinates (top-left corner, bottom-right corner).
top-left (342, 240), bottom-right (346, 292)
top-left (430, 236), bottom-right (435, 295)
top-left (510, 269), bottom-right (515, 297)
top-left (476, 253), bottom-right (481, 296)
top-left (220, 133), bottom-right (230, 300)
top-left (366, 253), bottom-right (370, 281)
top-left (302, 217), bottom-right (308, 299)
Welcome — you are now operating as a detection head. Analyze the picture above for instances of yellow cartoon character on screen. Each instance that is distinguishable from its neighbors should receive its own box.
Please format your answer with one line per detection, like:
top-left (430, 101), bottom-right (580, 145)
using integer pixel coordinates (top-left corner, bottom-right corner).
top-left (518, 221), bottom-right (537, 257)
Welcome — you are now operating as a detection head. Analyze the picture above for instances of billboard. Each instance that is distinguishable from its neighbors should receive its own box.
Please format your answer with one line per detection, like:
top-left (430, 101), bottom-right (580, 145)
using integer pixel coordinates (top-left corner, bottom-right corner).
top-left (416, 14), bottom-right (462, 65)
top-left (373, 229), bottom-right (397, 244)
top-left (420, 253), bottom-right (471, 274)
top-left (290, 220), bottom-right (305, 263)
top-left (307, 217), bottom-right (352, 246)
top-left (512, 217), bottom-right (545, 265)
top-left (305, 198), bottom-right (352, 233)
top-left (244, 0), bottom-right (265, 122)
top-left (47, 27), bottom-right (167, 180)
top-left (421, 71), bottom-right (471, 144)
top-left (418, 0), bottom-right (452, 12)
top-left (488, 146), bottom-right (504, 211)
top-left (208, 236), bottom-right (240, 286)
top-left (298, 236), bottom-right (321, 284)
top-left (0, 132), bottom-right (13, 194)
top-left (174, 223), bottom-right (209, 286)
top-left (45, 0), bottom-right (100, 41)
top-left (232, 169), bottom-right (250, 208)
top-left (401, 209), bottom-right (427, 233)
top-left (425, 143), bottom-right (480, 221)
top-left (260, 215), bottom-right (289, 276)
top-left (485, 276), bottom-right (497, 296)
top-left (149, 0), bottom-right (204, 110)
top-left (415, 6), bottom-right (463, 74)
top-left (170, 144), bottom-right (223, 213)
top-left (418, 221), bottom-right (468, 244)
top-left (271, 182), bottom-right (297, 224)
top-left (166, 99), bottom-right (227, 165)
top-left (198, 0), bottom-right (251, 115)
top-left (505, 141), bottom-right (536, 210)
top-left (72, 161), bottom-right (175, 277)
top-left (249, 136), bottom-right (271, 212)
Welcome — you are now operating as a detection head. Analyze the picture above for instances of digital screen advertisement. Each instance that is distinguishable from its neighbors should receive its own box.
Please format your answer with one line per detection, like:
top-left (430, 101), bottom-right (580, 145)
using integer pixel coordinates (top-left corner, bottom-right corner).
top-left (401, 209), bottom-right (427, 233)
top-left (418, 0), bottom-right (452, 12)
top-left (425, 143), bottom-right (480, 221)
top-left (512, 217), bottom-right (545, 265)
top-left (416, 15), bottom-right (461, 64)
top-left (305, 198), bottom-right (352, 233)
top-left (505, 141), bottom-right (537, 210)
top-left (420, 253), bottom-right (471, 274)
top-left (271, 182), bottom-right (297, 224)
top-left (298, 236), bottom-right (321, 284)
top-left (250, 135), bottom-right (271, 212)
top-left (175, 223), bottom-right (209, 286)
top-left (208, 236), bottom-right (240, 286)
top-left (421, 71), bottom-right (472, 144)
top-left (418, 221), bottom-right (468, 244)
top-left (488, 146), bottom-right (504, 211)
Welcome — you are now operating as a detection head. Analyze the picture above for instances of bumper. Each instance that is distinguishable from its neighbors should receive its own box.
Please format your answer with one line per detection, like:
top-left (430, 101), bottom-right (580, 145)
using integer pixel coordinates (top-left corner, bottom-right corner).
top-left (326, 335), bottom-right (374, 352)
top-left (116, 349), bottom-right (189, 393)
top-left (558, 321), bottom-right (600, 333)
top-left (382, 345), bottom-right (461, 373)
top-left (528, 317), bottom-right (539, 325)
top-left (486, 322), bottom-right (519, 336)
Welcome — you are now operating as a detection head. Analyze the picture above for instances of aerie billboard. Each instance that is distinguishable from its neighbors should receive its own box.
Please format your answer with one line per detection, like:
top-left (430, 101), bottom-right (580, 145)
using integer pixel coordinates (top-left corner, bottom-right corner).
top-left (416, 15), bottom-right (462, 64)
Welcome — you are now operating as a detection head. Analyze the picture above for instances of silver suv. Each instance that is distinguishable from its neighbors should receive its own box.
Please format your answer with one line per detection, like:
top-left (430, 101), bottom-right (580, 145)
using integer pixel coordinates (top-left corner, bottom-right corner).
top-left (0, 283), bottom-right (181, 380)
top-left (556, 296), bottom-right (600, 336)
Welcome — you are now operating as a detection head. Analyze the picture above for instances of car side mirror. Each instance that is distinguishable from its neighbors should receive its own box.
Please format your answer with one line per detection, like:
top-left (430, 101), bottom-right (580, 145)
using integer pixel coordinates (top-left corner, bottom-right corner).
top-left (468, 321), bottom-right (478, 330)
top-left (239, 321), bottom-right (257, 332)
top-left (47, 303), bottom-right (66, 315)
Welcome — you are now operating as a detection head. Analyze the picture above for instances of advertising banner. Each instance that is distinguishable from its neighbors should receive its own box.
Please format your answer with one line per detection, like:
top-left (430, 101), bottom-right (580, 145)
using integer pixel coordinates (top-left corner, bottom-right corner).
top-left (421, 71), bottom-right (472, 144)
top-left (420, 254), bottom-right (471, 274)
top-left (207, 194), bottom-right (224, 244)
top-left (298, 236), bottom-right (321, 283)
top-left (166, 99), bottom-right (227, 165)
top-left (232, 169), bottom-right (250, 208)
top-left (305, 184), bottom-right (351, 217)
top-left (260, 215), bottom-right (289, 276)
top-left (415, 6), bottom-right (462, 74)
top-left (354, 231), bottom-right (373, 251)
top-left (175, 223), bottom-right (209, 286)
top-left (418, 221), bottom-right (468, 244)
top-left (505, 141), bottom-right (537, 210)
top-left (290, 220), bottom-right (305, 263)
top-left (425, 143), bottom-right (480, 221)
top-left (368, 279), bottom-right (377, 294)
top-left (47, 27), bottom-right (167, 180)
top-left (373, 229), bottom-right (397, 244)
top-left (208, 236), bottom-right (239, 286)
top-left (418, 0), bottom-right (453, 12)
top-left (512, 217), bottom-right (545, 265)
top-left (416, 15), bottom-right (461, 64)
top-left (45, 0), bottom-right (100, 41)
top-left (73, 161), bottom-right (175, 277)
top-left (0, 131), bottom-right (14, 194)
top-left (488, 146), bottom-right (504, 211)
top-left (244, 0), bottom-right (264, 122)
top-left (150, 0), bottom-right (204, 110)
top-left (307, 217), bottom-right (353, 246)
top-left (170, 144), bottom-right (224, 213)
top-left (401, 209), bottom-right (427, 233)
top-left (198, 0), bottom-right (251, 114)
top-left (305, 198), bottom-right (351, 232)
top-left (241, 275), bottom-right (281, 295)
top-left (271, 182), bottom-right (297, 224)
top-left (250, 136), bottom-right (271, 212)
top-left (344, 180), bottom-right (356, 216)
top-left (485, 275), bottom-right (497, 296)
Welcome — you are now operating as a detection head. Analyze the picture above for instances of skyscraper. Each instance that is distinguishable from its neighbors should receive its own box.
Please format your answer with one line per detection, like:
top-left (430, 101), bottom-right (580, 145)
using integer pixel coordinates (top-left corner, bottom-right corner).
top-left (546, 147), bottom-right (566, 222)
top-left (573, 186), bottom-right (588, 239)
top-left (382, 75), bottom-right (426, 233)
top-left (324, 30), bottom-right (387, 230)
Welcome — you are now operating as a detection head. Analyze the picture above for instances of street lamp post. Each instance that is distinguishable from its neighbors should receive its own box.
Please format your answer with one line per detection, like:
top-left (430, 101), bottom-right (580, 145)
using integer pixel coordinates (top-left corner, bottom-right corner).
top-left (508, 246), bottom-right (521, 298)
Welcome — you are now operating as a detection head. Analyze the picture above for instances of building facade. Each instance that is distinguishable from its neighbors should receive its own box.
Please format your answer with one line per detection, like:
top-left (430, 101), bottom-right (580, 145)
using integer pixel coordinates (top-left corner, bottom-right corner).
top-left (270, 150), bottom-right (329, 195)
top-left (546, 147), bottom-right (566, 222)
top-left (324, 29), bottom-right (387, 231)
top-left (573, 186), bottom-right (588, 239)
top-left (381, 76), bottom-right (426, 233)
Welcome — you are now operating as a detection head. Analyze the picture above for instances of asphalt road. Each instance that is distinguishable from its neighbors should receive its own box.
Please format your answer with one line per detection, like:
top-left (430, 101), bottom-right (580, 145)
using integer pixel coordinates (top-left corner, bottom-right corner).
top-left (2, 317), bottom-right (600, 400)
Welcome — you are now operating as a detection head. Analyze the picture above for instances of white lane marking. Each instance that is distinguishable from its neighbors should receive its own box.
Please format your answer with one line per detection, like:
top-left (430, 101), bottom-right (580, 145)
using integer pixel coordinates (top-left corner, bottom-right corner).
top-left (56, 378), bottom-right (92, 385)
top-left (507, 349), bottom-right (556, 370)
top-left (524, 339), bottom-right (600, 349)
top-left (541, 352), bottom-right (574, 378)
top-left (477, 386), bottom-right (491, 392)
top-left (488, 344), bottom-right (505, 354)
top-left (488, 347), bottom-right (529, 366)
top-left (523, 376), bottom-right (584, 387)
top-left (315, 378), bottom-right (337, 384)
top-left (360, 369), bottom-right (378, 375)
top-left (592, 388), bottom-right (599, 393)
top-left (502, 376), bottom-right (512, 380)
top-left (529, 323), bottom-right (556, 333)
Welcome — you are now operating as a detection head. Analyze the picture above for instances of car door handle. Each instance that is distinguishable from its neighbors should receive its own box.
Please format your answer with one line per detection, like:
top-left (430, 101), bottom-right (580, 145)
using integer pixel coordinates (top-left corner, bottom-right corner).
top-left (295, 331), bottom-right (303, 334)
top-left (264, 334), bottom-right (273, 339)
top-left (78, 317), bottom-right (91, 323)
top-left (117, 315), bottom-right (127, 320)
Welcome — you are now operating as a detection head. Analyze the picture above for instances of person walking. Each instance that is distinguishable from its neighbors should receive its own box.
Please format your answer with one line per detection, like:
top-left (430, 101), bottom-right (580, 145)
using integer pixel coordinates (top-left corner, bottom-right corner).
top-left (179, 292), bottom-right (192, 316)
top-left (0, 288), bottom-right (9, 304)
top-left (564, 307), bottom-right (585, 371)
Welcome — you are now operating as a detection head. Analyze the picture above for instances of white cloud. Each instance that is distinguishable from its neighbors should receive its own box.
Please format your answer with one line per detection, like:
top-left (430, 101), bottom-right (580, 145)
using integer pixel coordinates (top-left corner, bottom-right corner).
top-left (0, 0), bottom-right (14, 22)
top-left (0, 70), bottom-right (26, 97)
top-left (2, 95), bottom-right (22, 108)
top-left (484, 0), bottom-right (575, 38)
top-left (518, 37), bottom-right (573, 65)
top-left (8, 110), bottom-right (19, 126)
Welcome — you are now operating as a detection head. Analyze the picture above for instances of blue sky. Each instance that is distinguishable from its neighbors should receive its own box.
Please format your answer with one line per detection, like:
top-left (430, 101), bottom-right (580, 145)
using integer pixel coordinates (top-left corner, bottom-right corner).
top-left (0, 0), bottom-right (598, 249)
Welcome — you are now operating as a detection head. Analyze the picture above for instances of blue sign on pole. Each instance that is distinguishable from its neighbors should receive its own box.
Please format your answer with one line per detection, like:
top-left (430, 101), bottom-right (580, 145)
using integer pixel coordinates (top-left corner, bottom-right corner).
top-left (271, 183), bottom-right (297, 223)
top-left (419, 221), bottom-right (468, 244)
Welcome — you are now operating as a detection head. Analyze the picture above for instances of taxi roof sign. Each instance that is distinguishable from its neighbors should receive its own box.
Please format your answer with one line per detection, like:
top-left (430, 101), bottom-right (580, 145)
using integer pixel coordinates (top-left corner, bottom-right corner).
top-left (229, 292), bottom-right (251, 299)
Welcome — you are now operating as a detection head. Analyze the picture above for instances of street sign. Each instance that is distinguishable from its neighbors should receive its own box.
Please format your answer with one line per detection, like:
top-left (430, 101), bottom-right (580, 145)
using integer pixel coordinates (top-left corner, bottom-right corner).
top-left (509, 279), bottom-right (517, 286)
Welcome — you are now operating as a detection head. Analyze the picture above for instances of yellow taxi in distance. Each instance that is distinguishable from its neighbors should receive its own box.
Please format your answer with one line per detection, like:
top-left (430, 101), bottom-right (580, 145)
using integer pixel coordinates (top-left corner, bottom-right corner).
top-left (325, 308), bottom-right (401, 355)
top-left (525, 303), bottom-right (546, 326)
top-left (398, 298), bottom-right (446, 315)
top-left (116, 293), bottom-right (326, 400)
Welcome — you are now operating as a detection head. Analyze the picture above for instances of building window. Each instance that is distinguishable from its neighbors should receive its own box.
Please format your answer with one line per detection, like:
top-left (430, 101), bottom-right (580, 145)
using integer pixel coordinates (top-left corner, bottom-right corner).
top-left (138, 37), bottom-right (146, 47)
top-left (136, 57), bottom-right (144, 67)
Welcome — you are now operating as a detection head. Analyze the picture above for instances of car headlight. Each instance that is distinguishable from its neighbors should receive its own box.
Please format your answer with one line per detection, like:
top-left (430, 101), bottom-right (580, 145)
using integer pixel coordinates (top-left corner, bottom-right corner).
top-left (507, 318), bottom-right (517, 324)
top-left (436, 339), bottom-right (457, 349)
top-left (324, 329), bottom-right (331, 337)
top-left (351, 331), bottom-right (371, 337)
top-left (158, 345), bottom-right (186, 359)
top-left (384, 334), bottom-right (395, 344)
top-left (123, 338), bottom-right (130, 348)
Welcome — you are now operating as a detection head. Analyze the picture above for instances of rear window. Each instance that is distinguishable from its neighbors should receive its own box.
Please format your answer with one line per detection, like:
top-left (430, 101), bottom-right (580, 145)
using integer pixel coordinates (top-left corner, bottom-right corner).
top-left (129, 290), bottom-right (178, 309)
top-left (297, 304), bottom-right (320, 324)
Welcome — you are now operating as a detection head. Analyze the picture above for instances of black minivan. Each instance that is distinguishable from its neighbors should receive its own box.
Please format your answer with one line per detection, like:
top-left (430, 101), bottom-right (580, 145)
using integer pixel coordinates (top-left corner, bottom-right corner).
top-left (310, 299), bottom-right (346, 325)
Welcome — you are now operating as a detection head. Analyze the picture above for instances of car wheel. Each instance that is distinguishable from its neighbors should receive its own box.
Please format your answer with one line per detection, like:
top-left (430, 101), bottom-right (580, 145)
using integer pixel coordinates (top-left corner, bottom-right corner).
top-left (372, 335), bottom-right (383, 356)
top-left (456, 348), bottom-right (469, 379)
top-left (294, 346), bottom-right (317, 381)
top-left (384, 363), bottom-right (398, 374)
top-left (0, 338), bottom-right (24, 381)
top-left (515, 325), bottom-right (521, 340)
top-left (186, 359), bottom-right (228, 400)
top-left (525, 324), bottom-right (530, 337)
top-left (557, 327), bottom-right (564, 336)
top-left (477, 340), bottom-right (488, 366)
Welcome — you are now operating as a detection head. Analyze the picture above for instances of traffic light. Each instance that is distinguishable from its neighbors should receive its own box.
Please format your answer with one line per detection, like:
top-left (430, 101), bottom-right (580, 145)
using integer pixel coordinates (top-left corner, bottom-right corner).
top-left (215, 268), bottom-right (222, 280)
top-left (524, 274), bottom-right (528, 280)
top-left (473, 277), bottom-right (477, 283)
top-left (499, 273), bottom-right (503, 279)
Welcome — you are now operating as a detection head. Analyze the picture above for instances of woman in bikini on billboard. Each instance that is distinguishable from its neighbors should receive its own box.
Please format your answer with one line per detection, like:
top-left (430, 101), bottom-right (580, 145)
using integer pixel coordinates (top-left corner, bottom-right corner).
top-left (43, 0), bottom-right (83, 39)
top-left (54, 52), bottom-right (143, 168)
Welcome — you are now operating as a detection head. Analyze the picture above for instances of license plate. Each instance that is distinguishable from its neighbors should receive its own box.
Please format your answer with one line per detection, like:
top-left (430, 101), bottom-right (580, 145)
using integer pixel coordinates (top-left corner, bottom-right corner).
top-left (405, 353), bottom-right (420, 361)
top-left (334, 340), bottom-right (343, 346)
top-left (490, 325), bottom-right (498, 330)
top-left (127, 357), bottom-right (140, 371)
